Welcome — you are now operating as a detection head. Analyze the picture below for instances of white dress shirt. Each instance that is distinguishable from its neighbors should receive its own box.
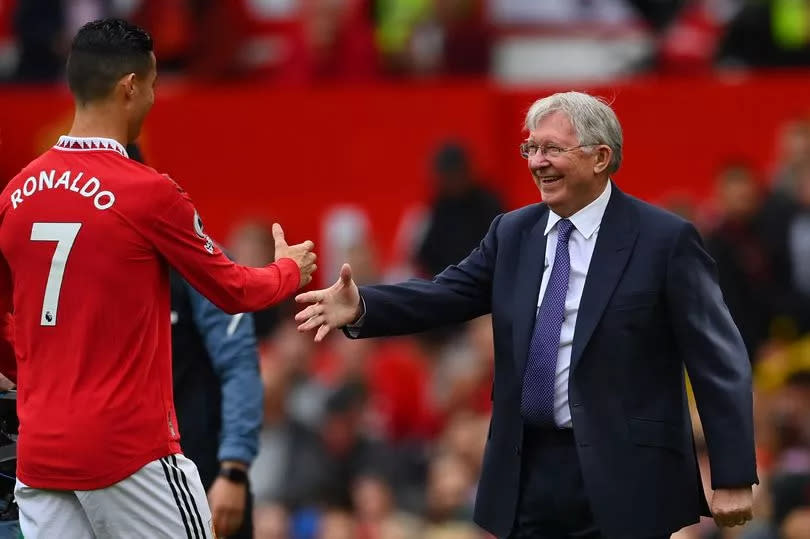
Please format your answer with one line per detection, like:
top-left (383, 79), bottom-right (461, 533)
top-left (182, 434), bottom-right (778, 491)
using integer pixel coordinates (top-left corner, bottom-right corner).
top-left (538, 181), bottom-right (611, 428)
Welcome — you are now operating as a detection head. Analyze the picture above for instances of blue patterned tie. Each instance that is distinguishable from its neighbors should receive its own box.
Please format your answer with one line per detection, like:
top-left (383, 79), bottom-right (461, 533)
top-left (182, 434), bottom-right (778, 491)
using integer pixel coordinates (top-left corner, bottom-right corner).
top-left (521, 218), bottom-right (575, 426)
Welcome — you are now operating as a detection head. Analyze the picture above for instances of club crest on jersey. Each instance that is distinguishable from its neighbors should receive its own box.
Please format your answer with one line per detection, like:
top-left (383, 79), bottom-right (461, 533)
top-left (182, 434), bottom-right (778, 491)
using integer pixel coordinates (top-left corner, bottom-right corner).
top-left (193, 211), bottom-right (215, 254)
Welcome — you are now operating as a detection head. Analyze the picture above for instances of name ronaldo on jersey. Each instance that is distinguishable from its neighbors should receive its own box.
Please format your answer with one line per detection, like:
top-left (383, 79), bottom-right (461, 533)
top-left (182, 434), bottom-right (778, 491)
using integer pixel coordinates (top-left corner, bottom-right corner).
top-left (10, 169), bottom-right (115, 211)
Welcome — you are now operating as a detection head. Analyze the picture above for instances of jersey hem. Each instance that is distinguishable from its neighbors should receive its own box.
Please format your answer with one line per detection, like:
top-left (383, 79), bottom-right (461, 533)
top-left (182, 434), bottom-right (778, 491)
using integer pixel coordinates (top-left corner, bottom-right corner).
top-left (17, 442), bottom-right (182, 491)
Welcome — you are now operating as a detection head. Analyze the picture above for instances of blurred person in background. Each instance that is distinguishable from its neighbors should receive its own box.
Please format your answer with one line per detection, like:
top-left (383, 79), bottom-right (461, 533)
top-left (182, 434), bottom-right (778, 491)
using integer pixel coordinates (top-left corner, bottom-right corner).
top-left (250, 316), bottom-right (327, 511)
top-left (424, 452), bottom-right (476, 523)
top-left (415, 141), bottom-right (503, 278)
top-left (280, 0), bottom-right (378, 83)
top-left (168, 269), bottom-right (261, 539)
top-left (716, 0), bottom-right (810, 68)
top-left (318, 509), bottom-right (357, 539)
top-left (12, 0), bottom-right (66, 81)
top-left (296, 91), bottom-right (757, 538)
top-left (254, 503), bottom-right (290, 539)
top-left (352, 470), bottom-right (424, 539)
top-left (705, 163), bottom-right (776, 361)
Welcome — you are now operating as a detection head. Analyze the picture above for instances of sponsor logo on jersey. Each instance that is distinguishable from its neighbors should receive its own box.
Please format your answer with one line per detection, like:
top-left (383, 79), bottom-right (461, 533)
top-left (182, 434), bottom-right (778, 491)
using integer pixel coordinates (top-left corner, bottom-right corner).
top-left (193, 211), bottom-right (215, 254)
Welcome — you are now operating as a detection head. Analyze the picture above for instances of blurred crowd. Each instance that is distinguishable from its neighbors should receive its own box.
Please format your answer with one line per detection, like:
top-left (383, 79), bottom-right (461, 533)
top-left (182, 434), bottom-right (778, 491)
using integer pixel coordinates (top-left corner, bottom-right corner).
top-left (2, 0), bottom-right (810, 83)
top-left (219, 122), bottom-right (810, 538)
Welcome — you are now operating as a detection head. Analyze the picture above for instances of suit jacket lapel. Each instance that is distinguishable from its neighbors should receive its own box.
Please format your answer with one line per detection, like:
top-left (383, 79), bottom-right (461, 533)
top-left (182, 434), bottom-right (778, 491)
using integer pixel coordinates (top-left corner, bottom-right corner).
top-left (570, 185), bottom-right (639, 374)
top-left (512, 207), bottom-right (549, 378)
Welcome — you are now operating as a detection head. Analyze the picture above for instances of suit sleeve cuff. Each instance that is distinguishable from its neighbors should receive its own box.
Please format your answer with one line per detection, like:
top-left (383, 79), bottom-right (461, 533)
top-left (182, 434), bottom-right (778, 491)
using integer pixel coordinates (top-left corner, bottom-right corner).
top-left (343, 296), bottom-right (366, 337)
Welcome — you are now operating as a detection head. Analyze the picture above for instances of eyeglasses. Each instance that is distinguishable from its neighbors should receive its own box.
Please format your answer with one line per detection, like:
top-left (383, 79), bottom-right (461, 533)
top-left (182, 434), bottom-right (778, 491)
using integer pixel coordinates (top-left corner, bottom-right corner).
top-left (519, 142), bottom-right (598, 159)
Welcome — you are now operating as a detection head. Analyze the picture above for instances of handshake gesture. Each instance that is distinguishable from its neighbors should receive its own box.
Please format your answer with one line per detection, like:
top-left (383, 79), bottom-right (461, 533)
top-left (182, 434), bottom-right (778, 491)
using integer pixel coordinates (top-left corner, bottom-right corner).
top-left (272, 223), bottom-right (317, 288)
top-left (269, 224), bottom-right (361, 340)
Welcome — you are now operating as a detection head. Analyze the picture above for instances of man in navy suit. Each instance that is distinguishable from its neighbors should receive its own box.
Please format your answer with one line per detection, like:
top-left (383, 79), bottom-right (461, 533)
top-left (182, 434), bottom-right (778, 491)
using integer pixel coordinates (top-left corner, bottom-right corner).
top-left (294, 92), bottom-right (757, 538)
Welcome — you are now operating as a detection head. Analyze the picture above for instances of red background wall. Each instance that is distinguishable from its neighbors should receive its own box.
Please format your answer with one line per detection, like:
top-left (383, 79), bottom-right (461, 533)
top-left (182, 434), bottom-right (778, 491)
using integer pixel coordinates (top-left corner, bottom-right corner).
top-left (2, 74), bottom-right (810, 269)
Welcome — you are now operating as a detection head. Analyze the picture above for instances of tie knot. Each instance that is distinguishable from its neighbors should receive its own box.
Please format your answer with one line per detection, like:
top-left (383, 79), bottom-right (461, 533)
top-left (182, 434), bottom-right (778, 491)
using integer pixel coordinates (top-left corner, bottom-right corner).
top-left (557, 219), bottom-right (574, 242)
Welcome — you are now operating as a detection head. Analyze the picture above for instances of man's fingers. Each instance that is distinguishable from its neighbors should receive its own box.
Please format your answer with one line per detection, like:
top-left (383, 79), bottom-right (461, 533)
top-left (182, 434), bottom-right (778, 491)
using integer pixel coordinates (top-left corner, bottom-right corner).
top-left (295, 290), bottom-right (325, 304)
top-left (315, 324), bottom-right (331, 342)
top-left (295, 304), bottom-right (322, 322)
top-left (297, 315), bottom-right (324, 332)
top-left (272, 223), bottom-right (286, 248)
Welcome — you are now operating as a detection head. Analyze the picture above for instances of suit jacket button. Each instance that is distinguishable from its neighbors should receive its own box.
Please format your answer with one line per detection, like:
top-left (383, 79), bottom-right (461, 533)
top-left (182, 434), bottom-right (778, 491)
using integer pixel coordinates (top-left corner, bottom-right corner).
top-left (515, 444), bottom-right (521, 456)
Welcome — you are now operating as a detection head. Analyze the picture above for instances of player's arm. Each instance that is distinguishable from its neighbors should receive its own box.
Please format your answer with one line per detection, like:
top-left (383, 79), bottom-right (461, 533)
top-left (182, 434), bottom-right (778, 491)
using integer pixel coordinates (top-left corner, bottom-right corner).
top-left (143, 178), bottom-right (311, 314)
top-left (184, 280), bottom-right (262, 467)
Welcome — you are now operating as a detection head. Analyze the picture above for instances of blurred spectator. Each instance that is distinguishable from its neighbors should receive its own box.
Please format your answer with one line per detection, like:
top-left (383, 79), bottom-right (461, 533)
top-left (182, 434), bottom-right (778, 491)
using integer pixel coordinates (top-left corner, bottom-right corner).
top-left (229, 219), bottom-right (281, 339)
top-left (318, 510), bottom-right (357, 539)
top-left (12, 0), bottom-right (65, 81)
top-left (402, 0), bottom-right (491, 76)
top-left (658, 0), bottom-right (741, 74)
top-left (758, 121), bottom-right (810, 334)
top-left (705, 163), bottom-right (776, 359)
top-left (415, 142), bottom-right (502, 277)
top-left (250, 318), bottom-right (328, 509)
top-left (781, 507), bottom-right (810, 539)
top-left (280, 0), bottom-right (378, 82)
top-left (428, 316), bottom-right (494, 425)
top-left (352, 471), bottom-right (424, 538)
top-left (322, 206), bottom-right (379, 287)
top-left (254, 503), bottom-right (291, 539)
top-left (717, 0), bottom-right (810, 68)
top-left (316, 381), bottom-right (397, 510)
top-left (374, 0), bottom-right (432, 73)
top-left (424, 452), bottom-right (476, 525)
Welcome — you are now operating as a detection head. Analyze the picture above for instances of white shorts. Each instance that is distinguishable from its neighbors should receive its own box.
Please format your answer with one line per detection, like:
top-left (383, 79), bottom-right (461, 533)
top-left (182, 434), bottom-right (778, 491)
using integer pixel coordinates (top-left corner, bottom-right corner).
top-left (14, 454), bottom-right (214, 539)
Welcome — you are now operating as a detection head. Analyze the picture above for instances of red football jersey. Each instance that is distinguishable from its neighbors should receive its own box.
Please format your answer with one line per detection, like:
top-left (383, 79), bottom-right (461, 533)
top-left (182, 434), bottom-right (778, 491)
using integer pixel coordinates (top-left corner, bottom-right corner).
top-left (0, 136), bottom-right (301, 490)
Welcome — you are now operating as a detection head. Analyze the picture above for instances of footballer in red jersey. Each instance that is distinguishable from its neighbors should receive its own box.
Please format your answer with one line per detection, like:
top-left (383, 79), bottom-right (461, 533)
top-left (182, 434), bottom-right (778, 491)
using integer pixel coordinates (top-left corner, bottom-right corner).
top-left (0, 18), bottom-right (316, 539)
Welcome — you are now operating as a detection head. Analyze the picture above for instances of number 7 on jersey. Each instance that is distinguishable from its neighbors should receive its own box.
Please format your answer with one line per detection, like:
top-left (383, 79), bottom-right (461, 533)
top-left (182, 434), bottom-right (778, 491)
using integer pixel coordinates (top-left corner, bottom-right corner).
top-left (30, 222), bottom-right (82, 326)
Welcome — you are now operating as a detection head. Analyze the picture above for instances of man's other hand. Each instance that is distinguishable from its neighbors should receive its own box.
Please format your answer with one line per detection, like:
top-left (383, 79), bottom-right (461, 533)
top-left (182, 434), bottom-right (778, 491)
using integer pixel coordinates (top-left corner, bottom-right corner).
top-left (711, 487), bottom-right (753, 527)
top-left (208, 473), bottom-right (246, 537)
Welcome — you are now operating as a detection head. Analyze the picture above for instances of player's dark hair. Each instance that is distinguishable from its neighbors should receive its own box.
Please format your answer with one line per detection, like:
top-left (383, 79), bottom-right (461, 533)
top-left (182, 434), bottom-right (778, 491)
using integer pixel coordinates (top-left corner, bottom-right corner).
top-left (67, 18), bottom-right (153, 104)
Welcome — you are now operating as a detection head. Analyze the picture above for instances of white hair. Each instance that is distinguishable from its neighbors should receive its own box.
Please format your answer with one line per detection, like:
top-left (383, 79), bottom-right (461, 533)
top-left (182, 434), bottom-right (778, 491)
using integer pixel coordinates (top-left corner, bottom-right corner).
top-left (524, 91), bottom-right (623, 174)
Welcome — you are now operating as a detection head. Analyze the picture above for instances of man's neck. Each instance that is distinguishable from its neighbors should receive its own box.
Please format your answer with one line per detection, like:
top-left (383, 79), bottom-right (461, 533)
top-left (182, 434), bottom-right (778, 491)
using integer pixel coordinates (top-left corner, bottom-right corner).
top-left (68, 104), bottom-right (128, 148)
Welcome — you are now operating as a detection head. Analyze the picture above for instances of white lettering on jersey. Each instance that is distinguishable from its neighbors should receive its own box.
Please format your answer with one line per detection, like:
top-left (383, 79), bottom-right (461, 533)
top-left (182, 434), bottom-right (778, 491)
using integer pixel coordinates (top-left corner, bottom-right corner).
top-left (69, 172), bottom-right (83, 192)
top-left (23, 177), bottom-right (36, 196)
top-left (10, 190), bottom-right (22, 209)
top-left (39, 170), bottom-right (54, 190)
top-left (10, 169), bottom-right (116, 211)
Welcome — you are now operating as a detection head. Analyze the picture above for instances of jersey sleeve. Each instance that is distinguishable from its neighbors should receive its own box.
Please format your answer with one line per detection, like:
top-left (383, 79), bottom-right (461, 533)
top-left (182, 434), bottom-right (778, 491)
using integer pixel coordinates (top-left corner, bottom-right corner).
top-left (140, 177), bottom-right (300, 314)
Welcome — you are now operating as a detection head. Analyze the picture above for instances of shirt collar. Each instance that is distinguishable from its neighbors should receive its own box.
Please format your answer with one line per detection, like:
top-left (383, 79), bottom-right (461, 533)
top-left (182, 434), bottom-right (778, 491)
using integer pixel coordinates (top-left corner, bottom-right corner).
top-left (545, 181), bottom-right (612, 239)
top-left (54, 135), bottom-right (129, 158)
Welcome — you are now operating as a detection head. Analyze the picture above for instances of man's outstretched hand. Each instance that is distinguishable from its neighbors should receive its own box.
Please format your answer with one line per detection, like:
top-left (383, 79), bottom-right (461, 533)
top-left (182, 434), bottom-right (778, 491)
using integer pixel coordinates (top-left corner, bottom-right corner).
top-left (295, 263), bottom-right (362, 342)
top-left (272, 223), bottom-right (316, 288)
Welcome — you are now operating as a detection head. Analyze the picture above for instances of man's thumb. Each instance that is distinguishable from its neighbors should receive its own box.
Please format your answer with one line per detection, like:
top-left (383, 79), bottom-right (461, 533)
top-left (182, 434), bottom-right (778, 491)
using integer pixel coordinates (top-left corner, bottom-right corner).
top-left (272, 223), bottom-right (286, 246)
top-left (339, 263), bottom-right (353, 284)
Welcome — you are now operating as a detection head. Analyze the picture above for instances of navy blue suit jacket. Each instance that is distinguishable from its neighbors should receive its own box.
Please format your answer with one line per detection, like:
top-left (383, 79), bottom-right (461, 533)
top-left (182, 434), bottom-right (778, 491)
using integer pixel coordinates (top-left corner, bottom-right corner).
top-left (350, 185), bottom-right (757, 538)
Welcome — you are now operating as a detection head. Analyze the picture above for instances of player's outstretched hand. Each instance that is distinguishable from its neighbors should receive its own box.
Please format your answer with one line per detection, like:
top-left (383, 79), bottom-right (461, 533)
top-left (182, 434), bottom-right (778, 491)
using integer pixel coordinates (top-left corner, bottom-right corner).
top-left (295, 263), bottom-right (361, 342)
top-left (273, 223), bottom-right (316, 288)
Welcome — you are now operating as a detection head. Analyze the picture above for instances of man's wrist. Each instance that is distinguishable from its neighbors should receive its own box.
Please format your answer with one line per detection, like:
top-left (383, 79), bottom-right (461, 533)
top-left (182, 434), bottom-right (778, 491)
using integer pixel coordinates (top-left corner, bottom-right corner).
top-left (218, 462), bottom-right (249, 484)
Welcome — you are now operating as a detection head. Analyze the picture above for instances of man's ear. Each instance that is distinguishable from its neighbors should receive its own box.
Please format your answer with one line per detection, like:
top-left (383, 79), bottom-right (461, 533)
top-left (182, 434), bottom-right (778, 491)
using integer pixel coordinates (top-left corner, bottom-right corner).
top-left (593, 145), bottom-right (612, 175)
top-left (120, 73), bottom-right (136, 99)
